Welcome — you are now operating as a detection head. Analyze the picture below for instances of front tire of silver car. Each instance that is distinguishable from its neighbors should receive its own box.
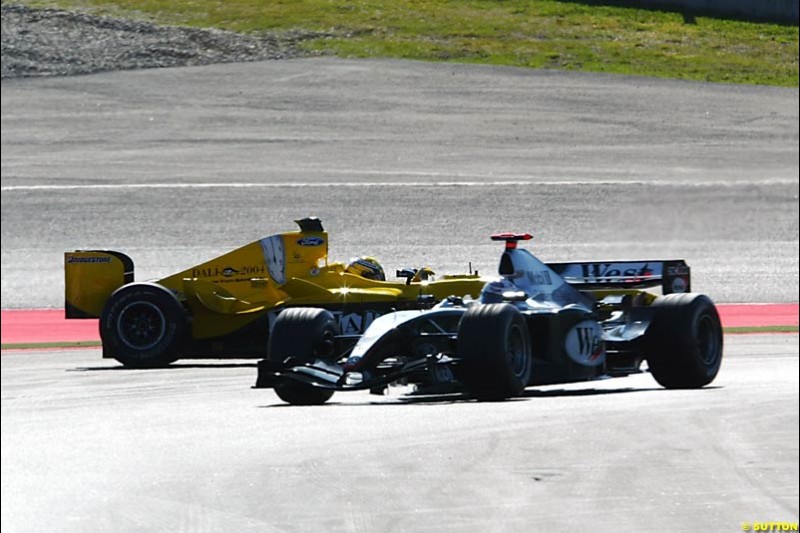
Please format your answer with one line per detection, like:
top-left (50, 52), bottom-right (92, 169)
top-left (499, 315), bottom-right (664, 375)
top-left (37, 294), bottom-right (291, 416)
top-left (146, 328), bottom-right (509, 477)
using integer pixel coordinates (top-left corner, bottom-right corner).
top-left (268, 307), bottom-right (339, 405)
top-left (457, 303), bottom-right (532, 401)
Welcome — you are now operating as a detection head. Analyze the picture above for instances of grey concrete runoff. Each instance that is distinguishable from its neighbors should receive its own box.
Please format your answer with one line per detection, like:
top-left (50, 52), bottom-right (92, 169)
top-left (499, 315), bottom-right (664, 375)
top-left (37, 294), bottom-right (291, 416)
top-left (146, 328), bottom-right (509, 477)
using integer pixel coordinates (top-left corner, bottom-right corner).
top-left (2, 59), bottom-right (798, 305)
top-left (1, 334), bottom-right (798, 532)
top-left (0, 3), bottom-right (320, 79)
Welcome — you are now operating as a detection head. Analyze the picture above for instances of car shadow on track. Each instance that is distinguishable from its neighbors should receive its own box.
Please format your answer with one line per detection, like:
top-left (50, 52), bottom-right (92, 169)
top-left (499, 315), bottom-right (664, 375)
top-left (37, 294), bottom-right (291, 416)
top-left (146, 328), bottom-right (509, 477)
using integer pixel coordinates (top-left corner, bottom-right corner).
top-left (68, 362), bottom-right (258, 372)
top-left (522, 387), bottom-right (664, 398)
top-left (259, 385), bottom-right (690, 408)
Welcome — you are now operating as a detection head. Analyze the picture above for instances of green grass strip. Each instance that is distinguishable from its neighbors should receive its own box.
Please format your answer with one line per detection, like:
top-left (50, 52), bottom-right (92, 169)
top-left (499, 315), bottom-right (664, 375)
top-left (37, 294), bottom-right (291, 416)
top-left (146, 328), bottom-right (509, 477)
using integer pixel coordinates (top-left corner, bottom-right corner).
top-left (1, 340), bottom-right (102, 350)
top-left (18, 0), bottom-right (799, 86)
top-left (724, 325), bottom-right (799, 334)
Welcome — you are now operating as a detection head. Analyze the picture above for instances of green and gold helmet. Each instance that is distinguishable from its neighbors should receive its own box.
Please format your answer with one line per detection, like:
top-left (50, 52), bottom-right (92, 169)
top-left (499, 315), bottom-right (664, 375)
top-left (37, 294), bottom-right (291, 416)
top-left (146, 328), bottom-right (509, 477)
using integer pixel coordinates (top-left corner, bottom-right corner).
top-left (345, 256), bottom-right (386, 281)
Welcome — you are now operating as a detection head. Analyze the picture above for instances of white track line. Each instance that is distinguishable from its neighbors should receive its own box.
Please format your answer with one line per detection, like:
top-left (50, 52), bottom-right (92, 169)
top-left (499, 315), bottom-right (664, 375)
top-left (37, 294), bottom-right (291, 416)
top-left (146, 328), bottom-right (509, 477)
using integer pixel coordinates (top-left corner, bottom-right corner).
top-left (2, 178), bottom-right (797, 192)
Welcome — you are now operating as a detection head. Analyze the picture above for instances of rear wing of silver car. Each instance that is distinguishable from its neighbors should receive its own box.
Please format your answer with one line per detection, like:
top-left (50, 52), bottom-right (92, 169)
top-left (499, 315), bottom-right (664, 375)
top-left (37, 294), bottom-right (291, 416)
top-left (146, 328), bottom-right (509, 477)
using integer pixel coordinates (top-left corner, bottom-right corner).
top-left (546, 260), bottom-right (690, 295)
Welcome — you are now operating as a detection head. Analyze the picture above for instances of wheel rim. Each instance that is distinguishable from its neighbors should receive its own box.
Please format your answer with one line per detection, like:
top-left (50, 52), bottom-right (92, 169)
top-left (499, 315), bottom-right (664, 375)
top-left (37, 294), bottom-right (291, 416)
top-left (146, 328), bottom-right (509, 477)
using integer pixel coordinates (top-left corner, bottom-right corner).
top-left (506, 324), bottom-right (529, 378)
top-left (314, 328), bottom-right (336, 360)
top-left (696, 314), bottom-right (720, 366)
top-left (117, 301), bottom-right (166, 351)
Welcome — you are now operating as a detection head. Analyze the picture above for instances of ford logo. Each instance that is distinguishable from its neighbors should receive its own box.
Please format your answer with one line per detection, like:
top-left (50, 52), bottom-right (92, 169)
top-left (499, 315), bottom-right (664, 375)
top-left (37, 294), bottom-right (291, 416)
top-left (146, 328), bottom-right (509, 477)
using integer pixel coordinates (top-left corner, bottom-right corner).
top-left (297, 237), bottom-right (324, 247)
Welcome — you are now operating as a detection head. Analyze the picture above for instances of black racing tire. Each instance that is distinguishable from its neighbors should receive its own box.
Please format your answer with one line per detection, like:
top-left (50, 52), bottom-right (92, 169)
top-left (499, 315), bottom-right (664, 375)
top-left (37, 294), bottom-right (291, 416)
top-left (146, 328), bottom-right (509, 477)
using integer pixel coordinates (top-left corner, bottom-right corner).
top-left (646, 293), bottom-right (723, 389)
top-left (268, 307), bottom-right (339, 405)
top-left (100, 282), bottom-right (185, 368)
top-left (457, 303), bottom-right (532, 401)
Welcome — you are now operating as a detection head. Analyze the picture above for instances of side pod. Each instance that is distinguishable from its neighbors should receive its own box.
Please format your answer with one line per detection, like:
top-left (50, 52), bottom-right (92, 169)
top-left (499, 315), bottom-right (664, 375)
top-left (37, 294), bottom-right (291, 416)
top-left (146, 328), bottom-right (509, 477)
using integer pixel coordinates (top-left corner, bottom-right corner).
top-left (65, 251), bottom-right (134, 318)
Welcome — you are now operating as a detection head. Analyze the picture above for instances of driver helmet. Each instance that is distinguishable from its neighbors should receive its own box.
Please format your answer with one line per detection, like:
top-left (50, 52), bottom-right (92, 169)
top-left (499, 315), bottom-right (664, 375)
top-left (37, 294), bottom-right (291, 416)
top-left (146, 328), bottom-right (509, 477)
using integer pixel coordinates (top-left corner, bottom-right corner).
top-left (480, 279), bottom-right (515, 303)
top-left (345, 256), bottom-right (386, 281)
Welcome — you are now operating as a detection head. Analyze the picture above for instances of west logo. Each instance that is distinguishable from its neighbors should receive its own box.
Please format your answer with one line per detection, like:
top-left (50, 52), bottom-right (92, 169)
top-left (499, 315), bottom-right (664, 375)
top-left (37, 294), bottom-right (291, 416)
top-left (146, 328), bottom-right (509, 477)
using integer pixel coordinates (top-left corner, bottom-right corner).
top-left (580, 263), bottom-right (653, 280)
top-left (564, 320), bottom-right (605, 366)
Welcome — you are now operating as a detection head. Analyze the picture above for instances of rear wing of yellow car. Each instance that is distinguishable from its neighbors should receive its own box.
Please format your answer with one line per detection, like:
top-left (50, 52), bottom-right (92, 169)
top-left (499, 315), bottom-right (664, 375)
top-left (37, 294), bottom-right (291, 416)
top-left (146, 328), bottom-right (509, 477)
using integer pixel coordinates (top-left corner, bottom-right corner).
top-left (65, 251), bottom-right (134, 318)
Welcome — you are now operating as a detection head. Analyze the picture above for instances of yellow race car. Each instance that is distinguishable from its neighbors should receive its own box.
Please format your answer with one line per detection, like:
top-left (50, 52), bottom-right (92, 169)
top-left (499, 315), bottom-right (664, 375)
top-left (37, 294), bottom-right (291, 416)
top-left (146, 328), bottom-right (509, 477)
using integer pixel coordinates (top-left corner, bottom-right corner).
top-left (65, 217), bottom-right (486, 367)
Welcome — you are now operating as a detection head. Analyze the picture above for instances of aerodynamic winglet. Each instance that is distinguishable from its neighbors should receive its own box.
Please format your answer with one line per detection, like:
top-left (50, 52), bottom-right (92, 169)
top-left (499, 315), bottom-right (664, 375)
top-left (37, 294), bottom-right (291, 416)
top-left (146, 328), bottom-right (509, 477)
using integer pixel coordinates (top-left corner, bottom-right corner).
top-left (490, 233), bottom-right (533, 249)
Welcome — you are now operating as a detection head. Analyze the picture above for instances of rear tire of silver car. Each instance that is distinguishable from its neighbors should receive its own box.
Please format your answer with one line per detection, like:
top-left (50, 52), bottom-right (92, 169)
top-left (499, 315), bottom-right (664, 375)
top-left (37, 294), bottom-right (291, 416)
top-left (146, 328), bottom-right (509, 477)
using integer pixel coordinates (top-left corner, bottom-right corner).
top-left (457, 303), bottom-right (532, 401)
top-left (646, 293), bottom-right (723, 389)
top-left (268, 307), bottom-right (339, 405)
top-left (100, 282), bottom-right (185, 368)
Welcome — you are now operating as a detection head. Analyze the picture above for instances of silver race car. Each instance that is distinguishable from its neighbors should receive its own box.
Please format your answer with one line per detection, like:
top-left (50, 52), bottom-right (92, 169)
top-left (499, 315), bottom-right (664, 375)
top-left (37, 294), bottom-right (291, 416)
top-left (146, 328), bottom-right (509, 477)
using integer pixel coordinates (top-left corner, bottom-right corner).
top-left (255, 233), bottom-right (722, 404)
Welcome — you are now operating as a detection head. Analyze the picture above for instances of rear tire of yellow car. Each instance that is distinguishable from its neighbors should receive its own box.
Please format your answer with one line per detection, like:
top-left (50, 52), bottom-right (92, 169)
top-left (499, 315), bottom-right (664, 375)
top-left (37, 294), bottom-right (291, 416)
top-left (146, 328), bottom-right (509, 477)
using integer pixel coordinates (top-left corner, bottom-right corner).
top-left (100, 282), bottom-right (185, 368)
top-left (268, 307), bottom-right (339, 405)
top-left (457, 303), bottom-right (532, 401)
top-left (646, 293), bottom-right (723, 388)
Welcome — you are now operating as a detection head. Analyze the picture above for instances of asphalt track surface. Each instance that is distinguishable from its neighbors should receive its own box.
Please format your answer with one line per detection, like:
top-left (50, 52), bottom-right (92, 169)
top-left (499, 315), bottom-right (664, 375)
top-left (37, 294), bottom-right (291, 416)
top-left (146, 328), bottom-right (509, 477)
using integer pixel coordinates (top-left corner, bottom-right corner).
top-left (2, 335), bottom-right (798, 532)
top-left (1, 58), bottom-right (798, 306)
top-left (1, 58), bottom-right (799, 532)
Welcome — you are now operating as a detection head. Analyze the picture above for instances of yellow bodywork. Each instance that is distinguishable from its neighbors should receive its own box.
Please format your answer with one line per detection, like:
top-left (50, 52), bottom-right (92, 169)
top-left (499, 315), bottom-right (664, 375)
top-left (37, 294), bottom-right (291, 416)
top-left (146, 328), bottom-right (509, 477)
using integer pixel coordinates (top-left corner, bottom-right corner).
top-left (65, 224), bottom-right (487, 340)
top-left (64, 251), bottom-right (133, 317)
